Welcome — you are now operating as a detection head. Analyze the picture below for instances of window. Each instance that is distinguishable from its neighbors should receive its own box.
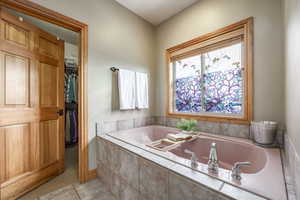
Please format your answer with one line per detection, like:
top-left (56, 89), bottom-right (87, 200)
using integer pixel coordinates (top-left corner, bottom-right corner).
top-left (166, 18), bottom-right (253, 123)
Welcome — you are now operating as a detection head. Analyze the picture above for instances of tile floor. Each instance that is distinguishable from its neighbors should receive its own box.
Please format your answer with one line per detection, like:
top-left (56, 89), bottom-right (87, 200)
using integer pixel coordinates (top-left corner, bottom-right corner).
top-left (37, 179), bottom-right (115, 200)
top-left (19, 146), bottom-right (80, 200)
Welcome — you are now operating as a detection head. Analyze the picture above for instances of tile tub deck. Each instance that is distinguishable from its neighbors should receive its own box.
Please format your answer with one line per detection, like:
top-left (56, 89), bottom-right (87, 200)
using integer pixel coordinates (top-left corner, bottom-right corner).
top-left (97, 133), bottom-right (274, 200)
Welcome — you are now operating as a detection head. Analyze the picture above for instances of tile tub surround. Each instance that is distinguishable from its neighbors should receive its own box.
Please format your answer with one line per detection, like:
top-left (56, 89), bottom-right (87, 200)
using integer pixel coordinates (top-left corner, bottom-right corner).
top-left (154, 116), bottom-right (285, 146)
top-left (96, 135), bottom-right (271, 200)
top-left (154, 116), bottom-right (250, 138)
top-left (100, 117), bottom-right (156, 135)
top-left (99, 116), bottom-right (284, 146)
top-left (284, 134), bottom-right (300, 200)
top-left (104, 126), bottom-right (286, 200)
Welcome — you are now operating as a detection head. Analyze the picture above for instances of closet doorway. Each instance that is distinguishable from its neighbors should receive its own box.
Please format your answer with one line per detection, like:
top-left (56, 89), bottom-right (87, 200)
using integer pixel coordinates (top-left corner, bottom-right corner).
top-left (0, 1), bottom-right (90, 199)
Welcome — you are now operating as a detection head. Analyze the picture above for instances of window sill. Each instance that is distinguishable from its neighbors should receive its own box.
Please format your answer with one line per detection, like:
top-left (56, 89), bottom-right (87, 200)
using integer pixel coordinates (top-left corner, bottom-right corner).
top-left (166, 112), bottom-right (251, 125)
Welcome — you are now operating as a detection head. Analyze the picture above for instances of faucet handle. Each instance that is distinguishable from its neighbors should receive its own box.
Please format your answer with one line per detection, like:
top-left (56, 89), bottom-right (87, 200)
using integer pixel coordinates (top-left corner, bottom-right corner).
top-left (184, 149), bottom-right (198, 169)
top-left (231, 162), bottom-right (251, 180)
top-left (184, 149), bottom-right (198, 160)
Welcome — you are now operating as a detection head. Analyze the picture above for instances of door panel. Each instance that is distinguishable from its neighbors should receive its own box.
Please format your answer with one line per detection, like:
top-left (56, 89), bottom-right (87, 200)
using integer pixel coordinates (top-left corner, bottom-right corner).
top-left (0, 8), bottom-right (65, 199)
top-left (39, 36), bottom-right (59, 59)
top-left (4, 21), bottom-right (29, 48)
top-left (0, 128), bottom-right (5, 183)
top-left (4, 53), bottom-right (29, 106)
top-left (0, 52), bottom-right (4, 106)
top-left (38, 28), bottom-right (65, 173)
top-left (4, 124), bottom-right (31, 180)
top-left (40, 62), bottom-right (58, 107)
top-left (0, 10), bottom-right (35, 52)
top-left (39, 120), bottom-right (59, 168)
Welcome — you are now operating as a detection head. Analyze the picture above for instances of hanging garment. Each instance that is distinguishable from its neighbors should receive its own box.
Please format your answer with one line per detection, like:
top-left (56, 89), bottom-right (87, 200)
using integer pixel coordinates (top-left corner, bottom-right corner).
top-left (65, 110), bottom-right (71, 144)
top-left (65, 109), bottom-right (78, 146)
top-left (65, 74), bottom-right (71, 103)
top-left (72, 75), bottom-right (77, 102)
top-left (64, 63), bottom-right (78, 147)
top-left (71, 110), bottom-right (78, 143)
top-left (65, 66), bottom-right (78, 103)
top-left (66, 75), bottom-right (76, 103)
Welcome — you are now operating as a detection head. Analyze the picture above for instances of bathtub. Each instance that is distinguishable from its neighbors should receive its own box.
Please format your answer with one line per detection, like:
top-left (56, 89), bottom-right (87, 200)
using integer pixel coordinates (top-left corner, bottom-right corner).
top-left (107, 125), bottom-right (286, 200)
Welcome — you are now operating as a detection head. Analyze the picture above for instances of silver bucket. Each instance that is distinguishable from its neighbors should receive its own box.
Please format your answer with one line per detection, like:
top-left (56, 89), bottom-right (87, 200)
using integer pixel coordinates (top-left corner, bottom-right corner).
top-left (251, 121), bottom-right (278, 145)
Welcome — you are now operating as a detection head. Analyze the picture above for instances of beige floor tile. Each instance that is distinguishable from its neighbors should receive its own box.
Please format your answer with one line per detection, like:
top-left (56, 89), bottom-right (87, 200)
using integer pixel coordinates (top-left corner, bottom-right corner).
top-left (19, 146), bottom-right (79, 200)
top-left (74, 179), bottom-right (116, 200)
top-left (17, 146), bottom-right (115, 200)
top-left (39, 185), bottom-right (80, 200)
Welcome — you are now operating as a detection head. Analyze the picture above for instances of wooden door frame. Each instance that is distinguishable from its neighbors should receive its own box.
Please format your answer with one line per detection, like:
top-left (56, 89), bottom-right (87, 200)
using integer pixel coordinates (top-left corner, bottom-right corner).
top-left (0, 0), bottom-right (94, 182)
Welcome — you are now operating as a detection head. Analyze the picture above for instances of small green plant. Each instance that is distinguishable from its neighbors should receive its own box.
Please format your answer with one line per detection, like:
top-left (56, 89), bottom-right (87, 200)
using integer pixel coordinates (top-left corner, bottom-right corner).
top-left (176, 119), bottom-right (197, 132)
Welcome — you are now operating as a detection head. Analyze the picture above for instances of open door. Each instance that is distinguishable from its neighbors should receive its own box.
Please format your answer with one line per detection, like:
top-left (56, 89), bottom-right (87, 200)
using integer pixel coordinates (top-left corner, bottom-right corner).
top-left (0, 8), bottom-right (65, 199)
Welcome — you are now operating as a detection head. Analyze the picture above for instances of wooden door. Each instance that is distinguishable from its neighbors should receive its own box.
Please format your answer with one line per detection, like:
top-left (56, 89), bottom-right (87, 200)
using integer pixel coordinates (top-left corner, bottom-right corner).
top-left (0, 9), bottom-right (65, 199)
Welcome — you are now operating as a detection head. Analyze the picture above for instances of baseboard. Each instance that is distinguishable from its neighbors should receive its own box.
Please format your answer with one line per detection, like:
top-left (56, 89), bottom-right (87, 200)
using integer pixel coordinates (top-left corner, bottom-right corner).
top-left (87, 169), bottom-right (97, 181)
top-left (1, 163), bottom-right (62, 200)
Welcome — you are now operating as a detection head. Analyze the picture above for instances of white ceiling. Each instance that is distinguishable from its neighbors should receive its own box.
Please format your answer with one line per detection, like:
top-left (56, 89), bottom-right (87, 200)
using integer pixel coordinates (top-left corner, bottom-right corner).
top-left (114, 0), bottom-right (199, 25)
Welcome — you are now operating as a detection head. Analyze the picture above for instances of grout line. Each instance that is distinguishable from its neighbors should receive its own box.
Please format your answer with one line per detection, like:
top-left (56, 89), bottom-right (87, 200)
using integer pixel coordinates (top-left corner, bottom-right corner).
top-left (71, 184), bottom-right (82, 200)
top-left (219, 182), bottom-right (225, 191)
top-left (280, 149), bottom-right (291, 200)
top-left (283, 136), bottom-right (299, 200)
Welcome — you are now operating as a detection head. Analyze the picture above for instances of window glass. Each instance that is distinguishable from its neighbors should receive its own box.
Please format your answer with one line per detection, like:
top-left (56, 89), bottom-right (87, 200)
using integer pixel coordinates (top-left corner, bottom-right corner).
top-left (174, 43), bottom-right (243, 116)
top-left (203, 43), bottom-right (243, 114)
top-left (175, 55), bottom-right (202, 113)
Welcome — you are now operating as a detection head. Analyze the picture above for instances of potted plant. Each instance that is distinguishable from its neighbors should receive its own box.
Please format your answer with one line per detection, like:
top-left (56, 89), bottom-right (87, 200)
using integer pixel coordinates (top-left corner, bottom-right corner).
top-left (176, 119), bottom-right (197, 134)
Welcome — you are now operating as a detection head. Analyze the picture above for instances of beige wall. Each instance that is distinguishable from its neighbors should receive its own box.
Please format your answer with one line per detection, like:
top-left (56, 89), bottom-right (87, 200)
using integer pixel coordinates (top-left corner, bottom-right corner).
top-left (283, 0), bottom-right (300, 155)
top-left (155, 0), bottom-right (285, 124)
top-left (30, 0), bottom-right (156, 169)
top-left (28, 0), bottom-right (287, 169)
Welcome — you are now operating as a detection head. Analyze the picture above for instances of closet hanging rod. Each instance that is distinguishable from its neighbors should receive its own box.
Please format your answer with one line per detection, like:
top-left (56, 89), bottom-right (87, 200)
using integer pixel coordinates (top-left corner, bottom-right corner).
top-left (65, 67), bottom-right (78, 74)
top-left (110, 67), bottom-right (119, 72)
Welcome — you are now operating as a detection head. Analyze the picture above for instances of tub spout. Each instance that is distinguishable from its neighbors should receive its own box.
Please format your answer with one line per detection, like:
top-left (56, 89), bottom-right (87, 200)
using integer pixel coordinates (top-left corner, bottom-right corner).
top-left (231, 162), bottom-right (251, 180)
top-left (184, 149), bottom-right (198, 169)
top-left (208, 142), bottom-right (219, 173)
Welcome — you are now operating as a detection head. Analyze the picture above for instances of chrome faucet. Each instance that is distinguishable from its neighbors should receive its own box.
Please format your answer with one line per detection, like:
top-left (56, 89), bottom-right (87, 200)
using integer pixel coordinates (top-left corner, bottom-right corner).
top-left (208, 142), bottom-right (219, 173)
top-left (231, 162), bottom-right (251, 180)
top-left (184, 149), bottom-right (198, 169)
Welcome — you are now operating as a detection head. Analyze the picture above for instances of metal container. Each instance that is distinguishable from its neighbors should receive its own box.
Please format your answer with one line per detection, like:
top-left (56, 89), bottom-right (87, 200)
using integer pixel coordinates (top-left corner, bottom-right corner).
top-left (251, 121), bottom-right (278, 146)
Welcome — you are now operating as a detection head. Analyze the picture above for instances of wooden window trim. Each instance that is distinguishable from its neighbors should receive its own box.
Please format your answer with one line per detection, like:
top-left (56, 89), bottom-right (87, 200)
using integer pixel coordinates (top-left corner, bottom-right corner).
top-left (170, 36), bottom-right (243, 62)
top-left (166, 17), bottom-right (253, 124)
top-left (0, 0), bottom-right (93, 183)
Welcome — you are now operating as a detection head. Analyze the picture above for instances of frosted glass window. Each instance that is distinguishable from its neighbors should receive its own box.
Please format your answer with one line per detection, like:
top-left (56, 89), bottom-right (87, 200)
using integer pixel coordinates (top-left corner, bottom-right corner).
top-left (174, 43), bottom-right (243, 116)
